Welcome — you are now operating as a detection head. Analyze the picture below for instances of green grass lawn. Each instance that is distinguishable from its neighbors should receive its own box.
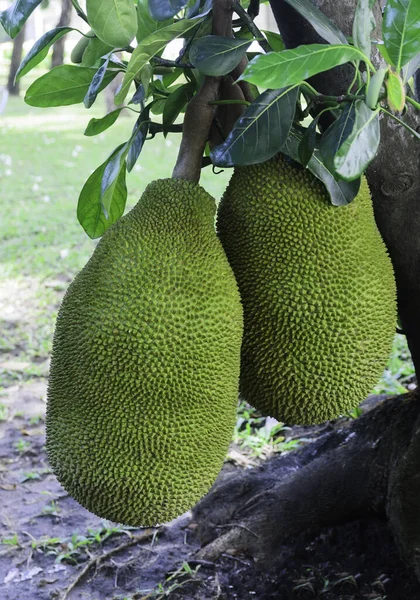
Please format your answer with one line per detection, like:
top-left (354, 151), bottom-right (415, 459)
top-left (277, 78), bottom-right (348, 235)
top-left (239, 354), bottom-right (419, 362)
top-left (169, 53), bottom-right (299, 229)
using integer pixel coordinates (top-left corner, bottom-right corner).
top-left (0, 91), bottom-right (415, 460)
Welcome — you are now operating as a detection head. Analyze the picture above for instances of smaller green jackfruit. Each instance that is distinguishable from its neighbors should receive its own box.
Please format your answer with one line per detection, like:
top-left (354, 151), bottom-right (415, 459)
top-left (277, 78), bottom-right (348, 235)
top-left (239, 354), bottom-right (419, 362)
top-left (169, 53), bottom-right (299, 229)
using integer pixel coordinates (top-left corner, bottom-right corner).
top-left (47, 179), bottom-right (243, 527)
top-left (217, 155), bottom-right (396, 425)
top-left (70, 34), bottom-right (91, 64)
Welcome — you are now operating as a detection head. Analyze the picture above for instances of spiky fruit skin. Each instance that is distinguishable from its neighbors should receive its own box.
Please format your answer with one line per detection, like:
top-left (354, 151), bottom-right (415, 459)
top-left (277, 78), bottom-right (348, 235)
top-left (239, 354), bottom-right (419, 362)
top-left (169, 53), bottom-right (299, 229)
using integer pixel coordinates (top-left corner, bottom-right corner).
top-left (217, 155), bottom-right (396, 425)
top-left (46, 179), bottom-right (243, 527)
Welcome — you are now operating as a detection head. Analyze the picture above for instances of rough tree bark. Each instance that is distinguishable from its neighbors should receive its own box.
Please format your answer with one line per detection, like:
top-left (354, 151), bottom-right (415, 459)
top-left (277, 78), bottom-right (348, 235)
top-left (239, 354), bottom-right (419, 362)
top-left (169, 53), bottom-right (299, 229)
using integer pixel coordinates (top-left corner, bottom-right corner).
top-left (51, 0), bottom-right (73, 68)
top-left (192, 0), bottom-right (420, 583)
top-left (7, 23), bottom-right (26, 95)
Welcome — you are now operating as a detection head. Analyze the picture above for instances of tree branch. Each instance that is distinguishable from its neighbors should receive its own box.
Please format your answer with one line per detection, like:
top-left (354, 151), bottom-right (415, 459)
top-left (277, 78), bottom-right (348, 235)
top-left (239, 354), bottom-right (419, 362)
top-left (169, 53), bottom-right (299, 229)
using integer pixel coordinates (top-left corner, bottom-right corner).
top-left (172, 0), bottom-right (235, 181)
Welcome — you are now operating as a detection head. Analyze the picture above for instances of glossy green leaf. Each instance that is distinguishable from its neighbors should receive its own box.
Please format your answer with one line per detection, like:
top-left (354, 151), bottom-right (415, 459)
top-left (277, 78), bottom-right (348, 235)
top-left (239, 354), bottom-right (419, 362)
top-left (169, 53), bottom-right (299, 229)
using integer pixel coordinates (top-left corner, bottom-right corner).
top-left (148, 0), bottom-right (188, 21)
top-left (115, 17), bottom-right (203, 104)
top-left (25, 65), bottom-right (119, 107)
top-left (77, 148), bottom-right (127, 239)
top-left (163, 82), bottom-right (195, 126)
top-left (284, 126), bottom-right (361, 206)
top-left (81, 37), bottom-right (114, 67)
top-left (382, 0), bottom-right (420, 70)
top-left (136, 0), bottom-right (172, 42)
top-left (84, 108), bottom-right (125, 136)
top-left (319, 102), bottom-right (356, 174)
top-left (15, 26), bottom-right (75, 81)
top-left (386, 70), bottom-right (406, 111)
top-left (262, 30), bottom-right (284, 52)
top-left (0, 0), bottom-right (42, 38)
top-left (352, 0), bottom-right (375, 59)
top-left (240, 44), bottom-right (369, 89)
top-left (283, 0), bottom-right (348, 45)
top-left (334, 101), bottom-right (380, 181)
top-left (127, 105), bottom-right (151, 171)
top-left (298, 116), bottom-right (319, 167)
top-left (186, 0), bottom-right (212, 18)
top-left (211, 86), bottom-right (298, 167)
top-left (84, 56), bottom-right (113, 108)
top-left (190, 35), bottom-right (252, 76)
top-left (86, 0), bottom-right (138, 47)
top-left (101, 143), bottom-right (129, 214)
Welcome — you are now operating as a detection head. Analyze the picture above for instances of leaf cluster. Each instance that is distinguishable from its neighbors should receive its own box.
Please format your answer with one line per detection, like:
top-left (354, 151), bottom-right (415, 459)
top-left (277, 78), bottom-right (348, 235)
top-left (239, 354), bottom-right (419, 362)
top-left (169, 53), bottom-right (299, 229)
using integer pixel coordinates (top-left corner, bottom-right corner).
top-left (1, 0), bottom-right (419, 234)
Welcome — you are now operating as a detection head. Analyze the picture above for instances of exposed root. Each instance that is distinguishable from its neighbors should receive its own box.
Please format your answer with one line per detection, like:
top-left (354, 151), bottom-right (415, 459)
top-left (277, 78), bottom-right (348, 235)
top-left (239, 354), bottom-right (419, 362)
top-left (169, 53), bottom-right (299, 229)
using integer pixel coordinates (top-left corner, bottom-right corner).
top-left (60, 528), bottom-right (161, 600)
top-left (193, 393), bottom-right (420, 581)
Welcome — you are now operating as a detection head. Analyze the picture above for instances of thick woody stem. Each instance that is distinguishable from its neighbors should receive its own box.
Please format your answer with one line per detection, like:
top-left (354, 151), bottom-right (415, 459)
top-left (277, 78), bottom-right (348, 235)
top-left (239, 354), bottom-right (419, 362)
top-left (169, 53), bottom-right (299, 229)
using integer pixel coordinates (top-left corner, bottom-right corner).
top-left (172, 0), bottom-right (235, 182)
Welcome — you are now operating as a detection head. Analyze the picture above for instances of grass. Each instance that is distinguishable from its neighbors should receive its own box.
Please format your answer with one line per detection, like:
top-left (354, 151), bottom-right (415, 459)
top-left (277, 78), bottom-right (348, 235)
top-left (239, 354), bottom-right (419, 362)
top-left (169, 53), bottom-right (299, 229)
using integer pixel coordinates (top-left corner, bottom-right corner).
top-left (0, 87), bottom-right (416, 460)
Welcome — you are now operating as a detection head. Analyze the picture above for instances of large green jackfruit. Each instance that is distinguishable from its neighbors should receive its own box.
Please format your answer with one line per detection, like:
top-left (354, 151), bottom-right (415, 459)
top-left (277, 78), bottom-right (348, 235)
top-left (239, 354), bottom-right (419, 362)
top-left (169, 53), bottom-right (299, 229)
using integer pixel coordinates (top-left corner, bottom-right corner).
top-left (217, 154), bottom-right (396, 425)
top-left (46, 179), bottom-right (243, 526)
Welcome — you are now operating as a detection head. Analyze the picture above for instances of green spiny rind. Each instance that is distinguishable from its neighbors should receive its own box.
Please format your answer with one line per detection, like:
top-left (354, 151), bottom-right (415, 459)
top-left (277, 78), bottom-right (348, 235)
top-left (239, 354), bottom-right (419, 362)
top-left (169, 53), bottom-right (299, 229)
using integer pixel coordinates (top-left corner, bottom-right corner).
top-left (217, 155), bottom-right (396, 425)
top-left (46, 178), bottom-right (243, 526)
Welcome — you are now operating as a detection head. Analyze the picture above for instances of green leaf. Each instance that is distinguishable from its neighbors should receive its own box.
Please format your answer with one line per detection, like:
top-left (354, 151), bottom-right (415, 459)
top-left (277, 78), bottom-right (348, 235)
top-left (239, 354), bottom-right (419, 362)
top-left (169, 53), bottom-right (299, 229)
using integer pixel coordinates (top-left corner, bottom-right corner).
top-left (403, 52), bottom-right (420, 82)
top-left (376, 41), bottom-right (393, 64)
top-left (240, 44), bottom-right (369, 89)
top-left (127, 105), bottom-right (151, 171)
top-left (284, 126), bottom-right (361, 206)
top-left (352, 0), bottom-right (375, 59)
top-left (366, 67), bottom-right (387, 109)
top-left (84, 55), bottom-right (112, 108)
top-left (262, 30), bottom-right (284, 52)
top-left (15, 26), bottom-right (74, 81)
top-left (101, 143), bottom-right (128, 215)
top-left (386, 70), bottom-right (406, 112)
top-left (77, 149), bottom-right (127, 239)
top-left (84, 108), bottom-right (125, 136)
top-left (298, 116), bottom-right (319, 167)
top-left (211, 86), bottom-right (298, 167)
top-left (136, 0), bottom-right (172, 42)
top-left (25, 65), bottom-right (119, 107)
top-left (149, 0), bottom-right (188, 21)
top-left (115, 17), bottom-right (203, 104)
top-left (81, 37), bottom-right (114, 67)
top-left (382, 0), bottom-right (420, 71)
top-left (86, 0), bottom-right (138, 47)
top-left (319, 102), bottom-right (356, 174)
top-left (190, 35), bottom-right (252, 76)
top-left (334, 101), bottom-right (380, 181)
top-left (283, 0), bottom-right (348, 45)
top-left (163, 82), bottom-right (195, 126)
top-left (0, 0), bottom-right (42, 39)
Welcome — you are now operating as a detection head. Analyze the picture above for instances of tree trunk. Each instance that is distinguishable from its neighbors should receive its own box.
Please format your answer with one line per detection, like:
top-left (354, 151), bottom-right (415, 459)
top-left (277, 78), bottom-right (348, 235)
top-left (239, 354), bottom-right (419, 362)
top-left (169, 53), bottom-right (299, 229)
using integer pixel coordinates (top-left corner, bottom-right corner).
top-left (7, 24), bottom-right (26, 96)
top-left (51, 0), bottom-right (73, 69)
top-left (192, 0), bottom-right (420, 585)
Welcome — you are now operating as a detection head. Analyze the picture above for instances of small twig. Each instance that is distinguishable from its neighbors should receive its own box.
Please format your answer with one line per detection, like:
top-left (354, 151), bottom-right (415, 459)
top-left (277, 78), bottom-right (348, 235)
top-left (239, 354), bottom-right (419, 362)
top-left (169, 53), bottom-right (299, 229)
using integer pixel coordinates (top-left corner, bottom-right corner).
top-left (70, 0), bottom-right (89, 25)
top-left (209, 99), bottom-right (251, 106)
top-left (151, 57), bottom-right (194, 69)
top-left (233, 0), bottom-right (271, 53)
top-left (60, 528), bottom-right (160, 600)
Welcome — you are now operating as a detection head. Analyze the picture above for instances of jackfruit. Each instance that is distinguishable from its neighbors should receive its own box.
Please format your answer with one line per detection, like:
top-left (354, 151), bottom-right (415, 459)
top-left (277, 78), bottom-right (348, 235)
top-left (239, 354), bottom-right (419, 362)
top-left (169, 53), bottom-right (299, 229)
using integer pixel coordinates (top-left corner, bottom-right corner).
top-left (71, 34), bottom-right (91, 64)
top-left (217, 154), bottom-right (396, 425)
top-left (46, 178), bottom-right (243, 526)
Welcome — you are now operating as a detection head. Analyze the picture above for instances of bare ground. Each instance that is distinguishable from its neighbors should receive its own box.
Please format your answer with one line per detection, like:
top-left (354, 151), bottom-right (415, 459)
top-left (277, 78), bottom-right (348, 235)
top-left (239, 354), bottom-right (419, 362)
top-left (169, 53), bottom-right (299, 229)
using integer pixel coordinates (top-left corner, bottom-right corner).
top-left (1, 380), bottom-right (420, 600)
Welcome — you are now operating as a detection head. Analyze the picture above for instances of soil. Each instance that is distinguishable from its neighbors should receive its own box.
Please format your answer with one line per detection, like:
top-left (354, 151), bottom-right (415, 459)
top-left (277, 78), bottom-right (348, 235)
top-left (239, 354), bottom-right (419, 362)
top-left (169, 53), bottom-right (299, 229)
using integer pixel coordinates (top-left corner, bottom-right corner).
top-left (1, 382), bottom-right (420, 600)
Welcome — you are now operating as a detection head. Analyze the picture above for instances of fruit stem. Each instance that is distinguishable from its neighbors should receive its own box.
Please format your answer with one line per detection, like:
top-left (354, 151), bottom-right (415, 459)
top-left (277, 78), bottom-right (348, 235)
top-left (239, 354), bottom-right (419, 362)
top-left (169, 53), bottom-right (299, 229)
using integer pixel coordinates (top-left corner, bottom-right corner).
top-left (172, 0), bottom-right (234, 182)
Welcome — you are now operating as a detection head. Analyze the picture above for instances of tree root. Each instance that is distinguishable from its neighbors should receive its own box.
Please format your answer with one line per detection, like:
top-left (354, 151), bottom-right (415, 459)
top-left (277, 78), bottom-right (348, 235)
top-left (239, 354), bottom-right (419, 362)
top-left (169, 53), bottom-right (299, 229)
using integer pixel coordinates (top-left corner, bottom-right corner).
top-left (192, 392), bottom-right (420, 582)
top-left (60, 528), bottom-right (160, 600)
